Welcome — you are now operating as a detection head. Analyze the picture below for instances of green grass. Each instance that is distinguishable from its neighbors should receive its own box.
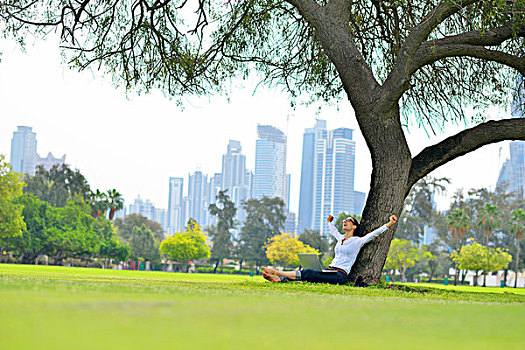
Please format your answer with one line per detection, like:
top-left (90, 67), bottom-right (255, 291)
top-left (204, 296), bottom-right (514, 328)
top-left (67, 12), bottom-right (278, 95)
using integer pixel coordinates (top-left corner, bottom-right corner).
top-left (1, 264), bottom-right (524, 350)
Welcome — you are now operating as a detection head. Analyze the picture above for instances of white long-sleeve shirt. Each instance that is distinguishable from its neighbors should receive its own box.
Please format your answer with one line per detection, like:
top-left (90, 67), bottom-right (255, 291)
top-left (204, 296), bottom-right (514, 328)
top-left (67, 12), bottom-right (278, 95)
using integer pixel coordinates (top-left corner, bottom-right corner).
top-left (328, 222), bottom-right (389, 274)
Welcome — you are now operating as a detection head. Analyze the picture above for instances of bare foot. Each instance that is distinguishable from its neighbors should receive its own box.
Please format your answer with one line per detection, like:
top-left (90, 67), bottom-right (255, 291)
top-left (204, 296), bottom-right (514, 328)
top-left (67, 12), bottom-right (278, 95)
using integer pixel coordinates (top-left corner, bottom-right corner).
top-left (263, 272), bottom-right (281, 283)
top-left (262, 266), bottom-right (278, 275)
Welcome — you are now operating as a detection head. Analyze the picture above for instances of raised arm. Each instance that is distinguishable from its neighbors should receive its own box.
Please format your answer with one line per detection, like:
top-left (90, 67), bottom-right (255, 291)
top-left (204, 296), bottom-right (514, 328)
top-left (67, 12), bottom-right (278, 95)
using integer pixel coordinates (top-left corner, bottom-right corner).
top-left (360, 215), bottom-right (398, 245)
top-left (327, 215), bottom-right (344, 241)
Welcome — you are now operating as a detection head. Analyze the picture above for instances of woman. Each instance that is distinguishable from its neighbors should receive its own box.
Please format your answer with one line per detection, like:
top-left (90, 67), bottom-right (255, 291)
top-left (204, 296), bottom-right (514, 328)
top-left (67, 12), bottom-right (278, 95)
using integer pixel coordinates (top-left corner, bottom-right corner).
top-left (262, 214), bottom-right (398, 285)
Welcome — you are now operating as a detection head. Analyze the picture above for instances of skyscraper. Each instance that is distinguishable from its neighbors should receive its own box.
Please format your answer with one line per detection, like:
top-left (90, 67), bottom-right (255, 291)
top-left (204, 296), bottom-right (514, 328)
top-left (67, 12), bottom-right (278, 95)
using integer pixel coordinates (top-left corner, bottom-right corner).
top-left (252, 125), bottom-right (287, 201)
top-left (497, 75), bottom-right (525, 198)
top-left (497, 141), bottom-right (525, 198)
top-left (10, 126), bottom-right (37, 174)
top-left (207, 172), bottom-right (223, 226)
top-left (298, 119), bottom-right (327, 233)
top-left (221, 140), bottom-right (251, 224)
top-left (167, 177), bottom-right (184, 234)
top-left (129, 196), bottom-right (168, 231)
top-left (187, 170), bottom-right (209, 226)
top-left (298, 121), bottom-right (366, 235)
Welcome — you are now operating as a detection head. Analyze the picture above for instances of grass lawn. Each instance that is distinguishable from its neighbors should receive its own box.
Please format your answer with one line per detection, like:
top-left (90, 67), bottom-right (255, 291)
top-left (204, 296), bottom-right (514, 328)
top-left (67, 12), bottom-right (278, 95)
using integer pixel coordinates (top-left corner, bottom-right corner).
top-left (1, 264), bottom-right (524, 350)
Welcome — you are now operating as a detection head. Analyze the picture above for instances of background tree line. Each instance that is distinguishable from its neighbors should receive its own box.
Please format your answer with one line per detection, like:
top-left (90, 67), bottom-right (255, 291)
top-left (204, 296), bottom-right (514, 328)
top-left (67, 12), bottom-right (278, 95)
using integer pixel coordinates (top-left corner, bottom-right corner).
top-left (2, 154), bottom-right (523, 287)
top-left (0, 157), bottom-right (129, 266)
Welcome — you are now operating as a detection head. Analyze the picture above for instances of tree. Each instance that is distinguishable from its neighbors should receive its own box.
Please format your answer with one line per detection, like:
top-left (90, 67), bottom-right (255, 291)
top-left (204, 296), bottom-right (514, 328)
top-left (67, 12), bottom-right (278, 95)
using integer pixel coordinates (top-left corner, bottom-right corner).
top-left (208, 190), bottom-right (236, 273)
top-left (299, 229), bottom-right (329, 255)
top-left (90, 189), bottom-right (109, 219)
top-left (159, 219), bottom-right (210, 270)
top-left (23, 164), bottom-right (91, 207)
top-left (476, 203), bottom-right (501, 246)
top-left (451, 240), bottom-right (512, 286)
top-left (238, 197), bottom-right (286, 271)
top-left (5, 0), bottom-right (525, 282)
top-left (450, 240), bottom-right (486, 286)
top-left (1, 194), bottom-right (55, 263)
top-left (396, 176), bottom-right (449, 244)
top-left (129, 224), bottom-right (159, 262)
top-left (480, 245), bottom-right (512, 287)
top-left (48, 197), bottom-right (101, 262)
top-left (106, 189), bottom-right (124, 220)
top-left (447, 208), bottom-right (470, 285)
top-left (92, 215), bottom-right (129, 266)
top-left (114, 213), bottom-right (165, 244)
top-left (510, 209), bottom-right (525, 288)
top-left (385, 238), bottom-right (432, 282)
top-left (99, 240), bottom-right (130, 265)
top-left (264, 232), bottom-right (319, 267)
top-left (0, 155), bottom-right (25, 238)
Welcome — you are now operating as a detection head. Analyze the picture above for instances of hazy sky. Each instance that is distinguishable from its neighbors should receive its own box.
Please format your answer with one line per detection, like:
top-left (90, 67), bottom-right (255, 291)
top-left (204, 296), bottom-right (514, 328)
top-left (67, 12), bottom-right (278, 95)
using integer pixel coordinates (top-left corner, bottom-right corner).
top-left (0, 35), bottom-right (512, 213)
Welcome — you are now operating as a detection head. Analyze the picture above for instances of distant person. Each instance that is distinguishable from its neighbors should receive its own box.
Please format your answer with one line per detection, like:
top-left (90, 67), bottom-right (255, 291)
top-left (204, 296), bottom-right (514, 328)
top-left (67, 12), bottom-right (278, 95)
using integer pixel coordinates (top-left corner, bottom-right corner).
top-left (262, 214), bottom-right (397, 286)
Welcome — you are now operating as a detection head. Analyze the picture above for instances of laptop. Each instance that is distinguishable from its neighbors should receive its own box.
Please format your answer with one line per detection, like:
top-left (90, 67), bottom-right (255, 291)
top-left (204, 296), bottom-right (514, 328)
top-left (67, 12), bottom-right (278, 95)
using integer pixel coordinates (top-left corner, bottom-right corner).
top-left (297, 253), bottom-right (338, 272)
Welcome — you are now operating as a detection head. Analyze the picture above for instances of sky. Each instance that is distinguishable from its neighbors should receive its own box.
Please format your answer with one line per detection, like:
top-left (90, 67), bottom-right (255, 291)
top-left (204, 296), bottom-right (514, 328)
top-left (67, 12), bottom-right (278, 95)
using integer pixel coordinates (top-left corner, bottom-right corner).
top-left (0, 35), bottom-right (513, 214)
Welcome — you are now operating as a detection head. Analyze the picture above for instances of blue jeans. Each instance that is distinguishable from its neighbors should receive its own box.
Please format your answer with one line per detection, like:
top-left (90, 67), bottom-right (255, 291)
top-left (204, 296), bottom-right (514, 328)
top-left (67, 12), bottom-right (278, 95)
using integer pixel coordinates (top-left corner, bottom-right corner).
top-left (281, 269), bottom-right (348, 285)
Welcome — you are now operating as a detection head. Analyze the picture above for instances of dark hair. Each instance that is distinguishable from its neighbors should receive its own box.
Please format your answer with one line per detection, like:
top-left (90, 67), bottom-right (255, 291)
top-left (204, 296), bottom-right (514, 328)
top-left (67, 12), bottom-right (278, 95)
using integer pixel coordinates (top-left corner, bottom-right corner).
top-left (346, 217), bottom-right (360, 234)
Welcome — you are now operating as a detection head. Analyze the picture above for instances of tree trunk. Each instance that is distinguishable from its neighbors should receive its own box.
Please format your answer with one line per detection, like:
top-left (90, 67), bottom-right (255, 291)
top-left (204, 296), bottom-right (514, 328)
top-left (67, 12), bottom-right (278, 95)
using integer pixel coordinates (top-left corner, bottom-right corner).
top-left (461, 270), bottom-right (467, 284)
top-left (213, 259), bottom-right (219, 273)
top-left (515, 242), bottom-right (520, 288)
top-left (483, 273), bottom-right (487, 287)
top-left (348, 106), bottom-right (411, 284)
top-left (474, 271), bottom-right (478, 286)
top-left (238, 259), bottom-right (243, 274)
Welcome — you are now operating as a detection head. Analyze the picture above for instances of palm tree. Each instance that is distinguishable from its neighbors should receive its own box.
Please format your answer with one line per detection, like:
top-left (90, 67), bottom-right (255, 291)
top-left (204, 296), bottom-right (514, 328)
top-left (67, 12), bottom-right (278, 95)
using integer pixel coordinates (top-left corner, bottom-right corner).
top-left (448, 209), bottom-right (470, 285)
top-left (477, 203), bottom-right (501, 246)
top-left (511, 209), bottom-right (525, 288)
top-left (90, 189), bottom-right (109, 219)
top-left (107, 189), bottom-right (124, 220)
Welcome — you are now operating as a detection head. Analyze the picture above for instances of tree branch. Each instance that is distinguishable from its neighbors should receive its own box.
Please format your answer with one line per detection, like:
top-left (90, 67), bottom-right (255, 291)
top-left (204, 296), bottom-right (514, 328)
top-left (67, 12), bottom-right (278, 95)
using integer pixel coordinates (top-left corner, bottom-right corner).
top-left (410, 24), bottom-right (525, 74)
top-left (380, 0), bottom-right (481, 109)
top-left (415, 44), bottom-right (525, 75)
top-left (407, 118), bottom-right (525, 191)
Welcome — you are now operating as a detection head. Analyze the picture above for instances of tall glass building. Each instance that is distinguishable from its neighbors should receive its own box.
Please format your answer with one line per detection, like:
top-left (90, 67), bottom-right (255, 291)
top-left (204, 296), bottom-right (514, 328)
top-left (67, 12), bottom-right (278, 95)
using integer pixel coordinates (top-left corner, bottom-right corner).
top-left (298, 120), bottom-right (327, 233)
top-left (298, 121), bottom-right (366, 235)
top-left (252, 125), bottom-right (287, 202)
top-left (187, 171), bottom-right (209, 227)
top-left (221, 140), bottom-right (251, 224)
top-left (10, 126), bottom-right (37, 174)
top-left (497, 141), bottom-right (525, 198)
top-left (496, 75), bottom-right (525, 198)
top-left (167, 177), bottom-right (184, 234)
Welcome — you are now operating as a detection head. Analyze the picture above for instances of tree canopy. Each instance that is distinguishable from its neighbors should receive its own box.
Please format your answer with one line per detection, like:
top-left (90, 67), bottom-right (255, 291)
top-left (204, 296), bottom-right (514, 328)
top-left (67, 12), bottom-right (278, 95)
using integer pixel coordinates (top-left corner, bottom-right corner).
top-left (159, 219), bottom-right (210, 263)
top-left (23, 164), bottom-right (91, 207)
top-left (238, 197), bottom-right (286, 268)
top-left (114, 213), bottom-right (165, 243)
top-left (208, 190), bottom-right (236, 272)
top-left (264, 232), bottom-right (318, 267)
top-left (0, 155), bottom-right (25, 238)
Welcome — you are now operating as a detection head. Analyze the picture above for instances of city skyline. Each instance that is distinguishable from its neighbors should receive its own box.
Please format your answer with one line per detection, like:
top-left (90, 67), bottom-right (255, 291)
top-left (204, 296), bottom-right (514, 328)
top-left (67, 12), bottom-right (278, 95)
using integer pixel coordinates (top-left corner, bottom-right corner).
top-left (0, 35), bottom-right (516, 217)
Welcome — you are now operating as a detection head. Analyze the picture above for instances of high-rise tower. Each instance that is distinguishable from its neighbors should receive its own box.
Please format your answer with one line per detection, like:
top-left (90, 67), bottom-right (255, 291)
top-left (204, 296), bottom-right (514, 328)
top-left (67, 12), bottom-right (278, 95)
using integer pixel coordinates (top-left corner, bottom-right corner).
top-left (252, 125), bottom-right (287, 201)
top-left (221, 140), bottom-right (251, 223)
top-left (298, 121), bottom-right (366, 235)
top-left (167, 177), bottom-right (184, 234)
top-left (10, 126), bottom-right (37, 174)
top-left (298, 119), bottom-right (327, 233)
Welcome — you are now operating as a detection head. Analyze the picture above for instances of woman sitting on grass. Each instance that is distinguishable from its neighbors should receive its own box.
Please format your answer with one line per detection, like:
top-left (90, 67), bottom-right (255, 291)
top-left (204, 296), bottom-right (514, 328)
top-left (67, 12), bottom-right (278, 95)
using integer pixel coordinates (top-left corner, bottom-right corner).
top-left (262, 214), bottom-right (397, 286)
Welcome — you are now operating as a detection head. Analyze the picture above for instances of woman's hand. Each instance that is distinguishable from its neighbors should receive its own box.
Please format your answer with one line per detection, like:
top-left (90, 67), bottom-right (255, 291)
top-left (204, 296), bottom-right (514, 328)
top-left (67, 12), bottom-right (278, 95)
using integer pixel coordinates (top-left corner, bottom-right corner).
top-left (386, 215), bottom-right (398, 228)
top-left (327, 215), bottom-right (334, 223)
